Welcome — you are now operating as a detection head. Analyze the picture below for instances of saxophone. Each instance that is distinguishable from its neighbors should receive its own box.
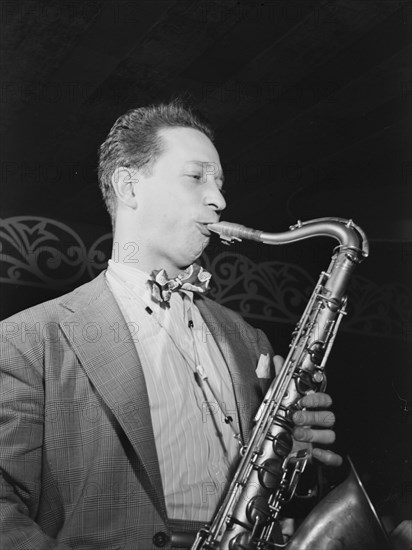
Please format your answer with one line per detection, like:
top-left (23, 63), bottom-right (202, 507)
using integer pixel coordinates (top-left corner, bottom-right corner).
top-left (191, 218), bottom-right (389, 550)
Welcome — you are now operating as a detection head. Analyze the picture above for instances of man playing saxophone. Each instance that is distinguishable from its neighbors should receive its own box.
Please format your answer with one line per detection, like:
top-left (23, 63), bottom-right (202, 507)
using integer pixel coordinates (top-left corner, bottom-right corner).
top-left (0, 101), bottom-right (342, 549)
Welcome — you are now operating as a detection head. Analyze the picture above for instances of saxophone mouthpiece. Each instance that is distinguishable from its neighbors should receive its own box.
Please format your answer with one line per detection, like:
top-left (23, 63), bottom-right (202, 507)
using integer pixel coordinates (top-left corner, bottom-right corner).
top-left (207, 222), bottom-right (263, 244)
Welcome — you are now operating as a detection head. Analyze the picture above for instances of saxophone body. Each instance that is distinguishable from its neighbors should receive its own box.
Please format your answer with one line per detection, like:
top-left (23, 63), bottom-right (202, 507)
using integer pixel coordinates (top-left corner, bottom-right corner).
top-left (191, 218), bottom-right (388, 550)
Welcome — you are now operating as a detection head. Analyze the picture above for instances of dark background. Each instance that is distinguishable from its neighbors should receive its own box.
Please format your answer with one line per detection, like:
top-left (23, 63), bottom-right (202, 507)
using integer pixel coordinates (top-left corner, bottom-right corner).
top-left (1, 0), bottom-right (411, 526)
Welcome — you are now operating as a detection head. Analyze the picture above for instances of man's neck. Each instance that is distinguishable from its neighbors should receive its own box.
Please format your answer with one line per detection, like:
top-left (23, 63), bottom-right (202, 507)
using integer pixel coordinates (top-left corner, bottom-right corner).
top-left (110, 244), bottom-right (186, 278)
top-left (109, 257), bottom-right (184, 278)
top-left (112, 223), bottom-right (189, 278)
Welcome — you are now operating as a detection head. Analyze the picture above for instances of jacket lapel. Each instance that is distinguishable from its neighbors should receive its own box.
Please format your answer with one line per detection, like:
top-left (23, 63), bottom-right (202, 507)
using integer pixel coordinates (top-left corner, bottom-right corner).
top-left (57, 273), bottom-right (262, 519)
top-left (59, 272), bottom-right (167, 521)
top-left (195, 297), bottom-right (262, 444)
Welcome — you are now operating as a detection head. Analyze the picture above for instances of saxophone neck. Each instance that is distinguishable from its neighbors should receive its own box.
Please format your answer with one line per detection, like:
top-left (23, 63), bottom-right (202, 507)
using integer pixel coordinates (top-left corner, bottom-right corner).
top-left (207, 217), bottom-right (369, 259)
top-left (287, 218), bottom-right (369, 258)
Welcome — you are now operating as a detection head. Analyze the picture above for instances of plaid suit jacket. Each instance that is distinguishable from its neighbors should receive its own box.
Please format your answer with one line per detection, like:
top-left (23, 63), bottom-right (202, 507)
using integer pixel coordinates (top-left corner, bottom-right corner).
top-left (0, 272), bottom-right (273, 549)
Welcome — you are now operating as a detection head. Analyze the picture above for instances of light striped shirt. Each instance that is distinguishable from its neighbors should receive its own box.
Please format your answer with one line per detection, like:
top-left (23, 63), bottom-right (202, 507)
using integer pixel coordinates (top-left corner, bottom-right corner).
top-left (105, 260), bottom-right (241, 522)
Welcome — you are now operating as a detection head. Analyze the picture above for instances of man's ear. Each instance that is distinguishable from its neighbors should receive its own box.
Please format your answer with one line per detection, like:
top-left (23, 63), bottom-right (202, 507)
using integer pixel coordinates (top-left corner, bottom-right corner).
top-left (111, 167), bottom-right (140, 209)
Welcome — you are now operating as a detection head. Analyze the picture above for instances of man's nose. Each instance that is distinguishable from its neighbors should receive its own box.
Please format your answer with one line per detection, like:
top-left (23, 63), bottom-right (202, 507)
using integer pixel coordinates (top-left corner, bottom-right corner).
top-left (205, 184), bottom-right (226, 212)
top-left (202, 164), bottom-right (226, 212)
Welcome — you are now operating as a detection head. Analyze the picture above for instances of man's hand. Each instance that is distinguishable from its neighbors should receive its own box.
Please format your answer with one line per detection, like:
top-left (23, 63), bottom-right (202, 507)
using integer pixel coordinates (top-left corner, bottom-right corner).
top-left (291, 391), bottom-right (342, 467)
top-left (273, 355), bottom-right (343, 467)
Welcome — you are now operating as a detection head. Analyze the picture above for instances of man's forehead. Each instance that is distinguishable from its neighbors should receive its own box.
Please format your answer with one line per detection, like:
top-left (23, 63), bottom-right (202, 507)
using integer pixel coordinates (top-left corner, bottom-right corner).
top-left (159, 127), bottom-right (221, 166)
top-left (159, 126), bottom-right (216, 153)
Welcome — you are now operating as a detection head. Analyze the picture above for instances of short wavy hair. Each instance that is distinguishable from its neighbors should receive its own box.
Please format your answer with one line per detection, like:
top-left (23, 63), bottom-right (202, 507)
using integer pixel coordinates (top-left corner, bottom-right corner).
top-left (98, 100), bottom-right (214, 225)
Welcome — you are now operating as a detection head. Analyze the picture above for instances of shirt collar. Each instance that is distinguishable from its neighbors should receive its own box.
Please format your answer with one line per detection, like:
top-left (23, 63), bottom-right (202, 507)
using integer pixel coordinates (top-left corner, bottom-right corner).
top-left (106, 259), bottom-right (195, 305)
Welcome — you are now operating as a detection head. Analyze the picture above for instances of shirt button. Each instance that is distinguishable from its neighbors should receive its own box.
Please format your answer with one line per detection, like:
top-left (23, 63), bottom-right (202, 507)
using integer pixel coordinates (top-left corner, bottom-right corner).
top-left (153, 531), bottom-right (169, 547)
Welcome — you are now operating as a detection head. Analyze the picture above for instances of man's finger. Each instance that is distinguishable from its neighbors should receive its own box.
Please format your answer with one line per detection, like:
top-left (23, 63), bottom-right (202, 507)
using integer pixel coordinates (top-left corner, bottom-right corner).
top-left (312, 448), bottom-right (343, 467)
top-left (292, 410), bottom-right (336, 428)
top-left (293, 427), bottom-right (336, 445)
top-left (298, 392), bottom-right (333, 409)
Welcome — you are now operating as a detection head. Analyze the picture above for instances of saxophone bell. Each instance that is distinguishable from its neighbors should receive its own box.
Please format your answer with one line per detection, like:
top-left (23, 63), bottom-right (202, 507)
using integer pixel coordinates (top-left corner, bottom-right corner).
top-left (285, 458), bottom-right (391, 550)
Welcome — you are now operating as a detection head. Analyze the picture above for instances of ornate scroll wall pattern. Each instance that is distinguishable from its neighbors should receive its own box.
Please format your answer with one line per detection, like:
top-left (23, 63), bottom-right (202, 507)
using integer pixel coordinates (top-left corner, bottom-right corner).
top-left (1, 217), bottom-right (409, 339)
top-left (0, 217), bottom-right (112, 288)
top-left (202, 252), bottom-right (315, 324)
top-left (202, 252), bottom-right (410, 340)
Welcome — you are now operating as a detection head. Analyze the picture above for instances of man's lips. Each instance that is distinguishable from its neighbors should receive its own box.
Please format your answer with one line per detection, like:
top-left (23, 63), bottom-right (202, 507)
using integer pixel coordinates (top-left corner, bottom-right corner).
top-left (197, 222), bottom-right (215, 237)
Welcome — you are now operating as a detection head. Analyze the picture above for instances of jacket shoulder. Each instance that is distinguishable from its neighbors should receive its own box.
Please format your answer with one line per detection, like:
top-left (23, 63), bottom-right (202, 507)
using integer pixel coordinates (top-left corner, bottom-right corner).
top-left (1, 272), bottom-right (107, 326)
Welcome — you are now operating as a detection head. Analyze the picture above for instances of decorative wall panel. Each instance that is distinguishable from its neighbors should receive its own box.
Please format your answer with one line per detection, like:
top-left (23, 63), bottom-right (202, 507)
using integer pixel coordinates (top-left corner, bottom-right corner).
top-left (1, 216), bottom-right (409, 340)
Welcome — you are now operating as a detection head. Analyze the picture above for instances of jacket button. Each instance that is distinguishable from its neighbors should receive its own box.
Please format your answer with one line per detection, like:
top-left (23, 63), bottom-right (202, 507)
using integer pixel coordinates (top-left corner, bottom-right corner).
top-left (153, 531), bottom-right (169, 547)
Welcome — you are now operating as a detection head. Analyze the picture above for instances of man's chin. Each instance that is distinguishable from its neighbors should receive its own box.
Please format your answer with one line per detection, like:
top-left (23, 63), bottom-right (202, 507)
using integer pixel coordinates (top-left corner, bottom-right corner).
top-left (177, 243), bottom-right (210, 270)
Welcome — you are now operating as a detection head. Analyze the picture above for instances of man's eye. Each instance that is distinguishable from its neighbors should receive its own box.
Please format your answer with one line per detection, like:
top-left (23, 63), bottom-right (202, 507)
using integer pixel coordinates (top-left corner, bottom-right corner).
top-left (188, 174), bottom-right (202, 180)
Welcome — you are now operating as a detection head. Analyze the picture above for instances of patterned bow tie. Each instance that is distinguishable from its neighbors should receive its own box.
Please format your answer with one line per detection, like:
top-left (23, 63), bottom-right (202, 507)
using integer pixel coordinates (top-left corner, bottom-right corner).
top-left (147, 263), bottom-right (211, 305)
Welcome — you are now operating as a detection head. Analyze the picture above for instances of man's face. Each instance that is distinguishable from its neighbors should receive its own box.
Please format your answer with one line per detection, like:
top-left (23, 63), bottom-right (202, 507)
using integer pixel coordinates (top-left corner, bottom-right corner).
top-left (129, 127), bottom-right (226, 274)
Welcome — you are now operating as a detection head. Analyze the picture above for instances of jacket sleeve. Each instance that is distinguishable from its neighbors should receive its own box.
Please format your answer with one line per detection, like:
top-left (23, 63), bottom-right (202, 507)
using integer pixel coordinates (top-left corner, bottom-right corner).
top-left (0, 329), bottom-right (70, 550)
